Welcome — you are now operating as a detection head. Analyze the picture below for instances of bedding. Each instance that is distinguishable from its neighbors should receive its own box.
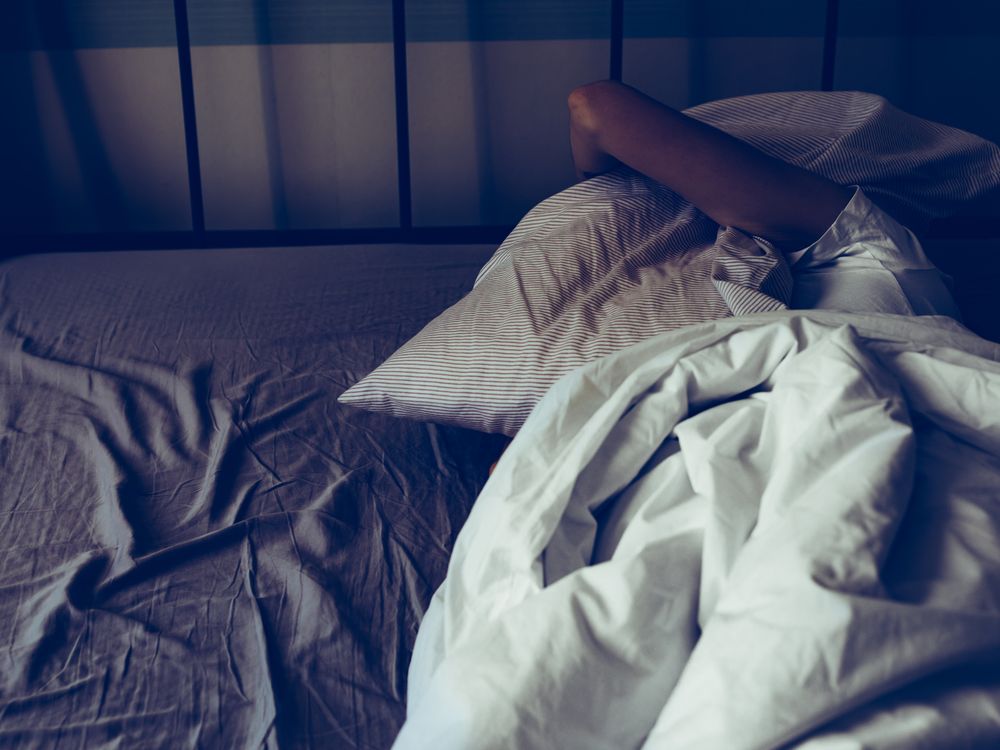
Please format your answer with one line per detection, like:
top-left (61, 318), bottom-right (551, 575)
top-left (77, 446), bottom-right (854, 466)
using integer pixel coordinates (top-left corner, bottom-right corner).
top-left (0, 244), bottom-right (507, 749)
top-left (340, 166), bottom-right (792, 435)
top-left (339, 90), bottom-right (1000, 436)
top-left (783, 187), bottom-right (958, 317)
top-left (395, 310), bottom-right (1000, 749)
top-left (2, 89), bottom-right (998, 750)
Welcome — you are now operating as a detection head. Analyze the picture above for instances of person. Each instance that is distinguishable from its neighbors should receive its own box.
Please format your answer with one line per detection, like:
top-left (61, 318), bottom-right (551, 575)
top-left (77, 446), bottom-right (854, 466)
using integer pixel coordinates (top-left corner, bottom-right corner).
top-left (484, 82), bottom-right (961, 477)
top-left (566, 80), bottom-right (961, 318)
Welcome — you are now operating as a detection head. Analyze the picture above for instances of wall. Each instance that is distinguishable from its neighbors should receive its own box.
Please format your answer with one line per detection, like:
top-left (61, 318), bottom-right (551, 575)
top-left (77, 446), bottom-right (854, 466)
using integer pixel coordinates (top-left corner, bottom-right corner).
top-left (0, 0), bottom-right (997, 236)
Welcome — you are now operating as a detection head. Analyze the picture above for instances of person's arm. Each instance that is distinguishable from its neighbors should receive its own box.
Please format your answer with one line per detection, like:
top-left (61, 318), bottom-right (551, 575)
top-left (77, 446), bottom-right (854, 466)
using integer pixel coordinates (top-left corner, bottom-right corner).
top-left (568, 80), bottom-right (853, 249)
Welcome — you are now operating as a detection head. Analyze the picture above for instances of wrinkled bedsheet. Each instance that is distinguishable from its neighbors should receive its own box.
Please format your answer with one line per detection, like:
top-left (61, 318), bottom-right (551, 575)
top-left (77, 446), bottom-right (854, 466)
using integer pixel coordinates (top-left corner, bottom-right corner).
top-left (397, 311), bottom-right (1000, 749)
top-left (0, 245), bottom-right (506, 749)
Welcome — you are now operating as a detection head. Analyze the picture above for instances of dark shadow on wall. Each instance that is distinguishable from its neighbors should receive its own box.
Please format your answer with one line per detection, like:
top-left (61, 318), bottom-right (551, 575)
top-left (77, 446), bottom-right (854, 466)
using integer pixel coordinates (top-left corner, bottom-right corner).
top-left (33, 0), bottom-right (128, 232)
top-left (900, 25), bottom-right (1000, 145)
top-left (465, 1), bottom-right (500, 226)
top-left (685, 0), bottom-right (712, 105)
top-left (251, 0), bottom-right (290, 229)
top-left (0, 52), bottom-right (54, 232)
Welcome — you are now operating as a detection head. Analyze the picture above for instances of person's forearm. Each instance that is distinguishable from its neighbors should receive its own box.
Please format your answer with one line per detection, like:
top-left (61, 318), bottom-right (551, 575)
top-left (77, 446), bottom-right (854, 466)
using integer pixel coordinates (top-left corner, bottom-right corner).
top-left (570, 117), bottom-right (620, 179)
top-left (568, 81), bottom-right (852, 247)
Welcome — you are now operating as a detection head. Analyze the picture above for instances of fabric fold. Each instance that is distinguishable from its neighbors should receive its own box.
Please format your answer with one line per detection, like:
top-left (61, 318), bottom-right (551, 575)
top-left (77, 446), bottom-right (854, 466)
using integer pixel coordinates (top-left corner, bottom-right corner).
top-left (397, 311), bottom-right (1000, 750)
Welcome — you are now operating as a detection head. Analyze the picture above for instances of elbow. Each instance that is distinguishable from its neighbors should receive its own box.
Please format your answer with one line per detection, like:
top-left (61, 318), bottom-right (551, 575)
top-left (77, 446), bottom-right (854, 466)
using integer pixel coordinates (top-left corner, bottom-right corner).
top-left (567, 82), bottom-right (602, 114)
top-left (568, 80), bottom-right (624, 136)
top-left (567, 84), bottom-right (597, 136)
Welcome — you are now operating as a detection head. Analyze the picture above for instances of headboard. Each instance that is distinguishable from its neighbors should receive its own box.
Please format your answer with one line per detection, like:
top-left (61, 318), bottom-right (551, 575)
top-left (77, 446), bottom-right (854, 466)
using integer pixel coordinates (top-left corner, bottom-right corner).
top-left (1, 0), bottom-right (998, 256)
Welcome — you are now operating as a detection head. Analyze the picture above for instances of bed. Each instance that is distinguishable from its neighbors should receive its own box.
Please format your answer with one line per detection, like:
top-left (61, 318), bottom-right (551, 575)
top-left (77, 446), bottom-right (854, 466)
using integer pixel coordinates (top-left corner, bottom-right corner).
top-left (4, 11), bottom-right (1000, 748)
top-left (3, 225), bottom-right (998, 750)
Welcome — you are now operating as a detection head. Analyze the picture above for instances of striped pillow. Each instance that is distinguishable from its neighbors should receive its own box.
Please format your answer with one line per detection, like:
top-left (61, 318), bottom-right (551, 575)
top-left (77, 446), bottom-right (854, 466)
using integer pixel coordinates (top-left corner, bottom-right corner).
top-left (338, 168), bottom-right (791, 435)
top-left (339, 90), bottom-right (1000, 436)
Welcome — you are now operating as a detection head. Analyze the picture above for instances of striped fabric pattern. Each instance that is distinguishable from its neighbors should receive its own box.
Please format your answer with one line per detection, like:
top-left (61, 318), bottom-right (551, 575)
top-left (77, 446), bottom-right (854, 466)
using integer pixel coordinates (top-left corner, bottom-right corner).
top-left (339, 91), bottom-right (1000, 436)
top-left (688, 90), bottom-right (1000, 229)
top-left (340, 168), bottom-right (791, 435)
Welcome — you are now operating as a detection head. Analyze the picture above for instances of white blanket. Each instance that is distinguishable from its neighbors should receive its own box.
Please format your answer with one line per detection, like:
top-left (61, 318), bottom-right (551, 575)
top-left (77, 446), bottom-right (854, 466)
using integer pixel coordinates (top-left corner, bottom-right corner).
top-left (394, 311), bottom-right (1000, 749)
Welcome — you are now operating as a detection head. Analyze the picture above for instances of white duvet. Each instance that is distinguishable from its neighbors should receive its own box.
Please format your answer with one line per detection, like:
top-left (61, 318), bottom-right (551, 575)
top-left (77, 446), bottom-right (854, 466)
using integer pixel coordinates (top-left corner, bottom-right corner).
top-left (394, 311), bottom-right (1000, 749)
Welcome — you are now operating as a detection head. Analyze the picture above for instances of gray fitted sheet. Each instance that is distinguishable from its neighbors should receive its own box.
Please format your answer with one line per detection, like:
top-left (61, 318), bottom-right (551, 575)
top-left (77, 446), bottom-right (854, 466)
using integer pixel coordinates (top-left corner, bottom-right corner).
top-left (0, 244), bottom-right (507, 749)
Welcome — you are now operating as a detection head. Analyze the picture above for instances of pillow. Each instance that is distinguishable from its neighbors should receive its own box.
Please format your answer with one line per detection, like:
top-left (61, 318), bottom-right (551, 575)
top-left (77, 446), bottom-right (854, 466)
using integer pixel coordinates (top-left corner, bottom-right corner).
top-left (687, 90), bottom-right (1000, 231)
top-left (338, 168), bottom-right (791, 435)
top-left (339, 91), bottom-right (1000, 436)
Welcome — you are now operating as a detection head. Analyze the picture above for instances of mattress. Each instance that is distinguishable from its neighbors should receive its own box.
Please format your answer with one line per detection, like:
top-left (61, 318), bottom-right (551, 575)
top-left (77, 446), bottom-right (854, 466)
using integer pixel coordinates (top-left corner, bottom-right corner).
top-left (0, 244), bottom-right (507, 749)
